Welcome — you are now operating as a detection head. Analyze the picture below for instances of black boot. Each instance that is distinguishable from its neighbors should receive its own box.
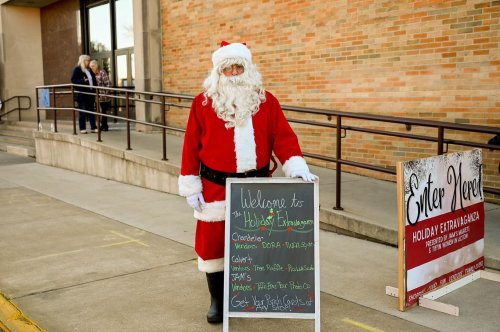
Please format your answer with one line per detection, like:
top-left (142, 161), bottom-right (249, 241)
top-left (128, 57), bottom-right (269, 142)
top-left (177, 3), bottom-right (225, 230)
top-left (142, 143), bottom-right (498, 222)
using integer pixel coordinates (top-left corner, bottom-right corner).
top-left (206, 272), bottom-right (224, 324)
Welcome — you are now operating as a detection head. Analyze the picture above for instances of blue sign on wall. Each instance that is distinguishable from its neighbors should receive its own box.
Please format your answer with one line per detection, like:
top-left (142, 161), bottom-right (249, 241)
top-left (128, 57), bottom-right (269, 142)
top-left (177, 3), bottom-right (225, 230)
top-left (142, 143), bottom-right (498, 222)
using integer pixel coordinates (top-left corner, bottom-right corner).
top-left (39, 89), bottom-right (50, 108)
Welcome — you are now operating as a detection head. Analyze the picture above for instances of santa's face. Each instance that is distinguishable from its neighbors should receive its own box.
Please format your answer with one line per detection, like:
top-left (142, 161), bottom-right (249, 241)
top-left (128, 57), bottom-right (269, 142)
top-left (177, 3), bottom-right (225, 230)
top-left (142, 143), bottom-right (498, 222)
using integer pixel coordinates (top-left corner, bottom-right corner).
top-left (222, 64), bottom-right (245, 77)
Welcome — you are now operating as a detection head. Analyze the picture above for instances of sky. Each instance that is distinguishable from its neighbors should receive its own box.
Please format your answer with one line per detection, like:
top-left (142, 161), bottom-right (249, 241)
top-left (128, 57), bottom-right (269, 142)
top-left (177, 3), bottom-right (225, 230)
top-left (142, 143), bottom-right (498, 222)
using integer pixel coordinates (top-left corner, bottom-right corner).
top-left (88, 0), bottom-right (134, 51)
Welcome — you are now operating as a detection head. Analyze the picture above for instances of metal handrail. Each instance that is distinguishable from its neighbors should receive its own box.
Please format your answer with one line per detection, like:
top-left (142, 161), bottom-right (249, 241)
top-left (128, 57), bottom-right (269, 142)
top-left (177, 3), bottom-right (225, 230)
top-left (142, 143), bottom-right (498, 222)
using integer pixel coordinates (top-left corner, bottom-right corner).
top-left (0, 96), bottom-right (32, 121)
top-left (35, 84), bottom-right (500, 208)
top-left (284, 105), bottom-right (499, 134)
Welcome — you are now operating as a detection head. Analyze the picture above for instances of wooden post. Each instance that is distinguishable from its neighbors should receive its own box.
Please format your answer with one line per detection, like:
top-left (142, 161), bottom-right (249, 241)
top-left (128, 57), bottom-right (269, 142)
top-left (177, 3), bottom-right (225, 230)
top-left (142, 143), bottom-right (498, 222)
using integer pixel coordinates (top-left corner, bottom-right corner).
top-left (396, 162), bottom-right (406, 311)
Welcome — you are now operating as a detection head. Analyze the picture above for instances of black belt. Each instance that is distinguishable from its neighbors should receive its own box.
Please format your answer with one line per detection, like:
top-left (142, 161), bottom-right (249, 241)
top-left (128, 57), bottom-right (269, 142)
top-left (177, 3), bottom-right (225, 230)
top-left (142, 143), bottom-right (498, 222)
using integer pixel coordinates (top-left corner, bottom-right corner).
top-left (200, 162), bottom-right (269, 186)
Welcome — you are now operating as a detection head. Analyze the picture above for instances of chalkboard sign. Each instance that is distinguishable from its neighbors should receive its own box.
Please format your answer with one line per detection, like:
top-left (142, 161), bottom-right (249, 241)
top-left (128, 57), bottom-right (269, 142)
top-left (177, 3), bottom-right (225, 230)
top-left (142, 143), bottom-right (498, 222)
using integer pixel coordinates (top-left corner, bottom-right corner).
top-left (223, 178), bottom-right (320, 330)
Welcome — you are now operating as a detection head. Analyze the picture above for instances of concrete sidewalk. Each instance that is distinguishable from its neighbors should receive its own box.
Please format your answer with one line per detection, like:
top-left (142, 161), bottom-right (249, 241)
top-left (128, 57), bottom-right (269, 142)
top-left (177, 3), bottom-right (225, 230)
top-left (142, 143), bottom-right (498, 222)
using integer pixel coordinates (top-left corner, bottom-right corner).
top-left (0, 121), bottom-right (499, 331)
top-left (0, 152), bottom-right (499, 331)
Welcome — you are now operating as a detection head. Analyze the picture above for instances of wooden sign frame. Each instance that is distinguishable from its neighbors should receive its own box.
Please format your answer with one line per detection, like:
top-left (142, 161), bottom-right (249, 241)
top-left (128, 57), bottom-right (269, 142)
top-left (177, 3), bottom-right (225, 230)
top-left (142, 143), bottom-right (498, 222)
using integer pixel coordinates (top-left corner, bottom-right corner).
top-left (223, 177), bottom-right (320, 331)
top-left (396, 162), bottom-right (407, 311)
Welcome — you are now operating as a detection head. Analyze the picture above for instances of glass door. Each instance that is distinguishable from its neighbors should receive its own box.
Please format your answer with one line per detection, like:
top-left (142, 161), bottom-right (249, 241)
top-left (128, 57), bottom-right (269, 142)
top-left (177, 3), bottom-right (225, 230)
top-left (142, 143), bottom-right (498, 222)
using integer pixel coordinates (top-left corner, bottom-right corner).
top-left (88, 2), bottom-right (113, 83)
top-left (115, 49), bottom-right (134, 87)
top-left (115, 48), bottom-right (135, 118)
top-left (114, 0), bottom-right (134, 88)
top-left (115, 0), bottom-right (134, 50)
top-left (113, 0), bottom-right (135, 118)
top-left (85, 0), bottom-right (135, 119)
top-left (85, 0), bottom-right (134, 87)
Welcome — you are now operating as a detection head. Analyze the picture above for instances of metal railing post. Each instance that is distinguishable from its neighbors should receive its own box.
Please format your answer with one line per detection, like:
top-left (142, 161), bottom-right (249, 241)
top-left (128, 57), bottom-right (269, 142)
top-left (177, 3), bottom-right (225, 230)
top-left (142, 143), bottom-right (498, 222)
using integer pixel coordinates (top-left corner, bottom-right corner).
top-left (334, 115), bottom-right (343, 210)
top-left (17, 96), bottom-right (21, 121)
top-left (162, 95), bottom-right (168, 161)
top-left (52, 87), bottom-right (57, 132)
top-left (126, 91), bottom-right (132, 150)
top-left (96, 88), bottom-right (102, 142)
top-left (71, 85), bottom-right (77, 135)
top-left (36, 88), bottom-right (40, 128)
top-left (437, 127), bottom-right (444, 155)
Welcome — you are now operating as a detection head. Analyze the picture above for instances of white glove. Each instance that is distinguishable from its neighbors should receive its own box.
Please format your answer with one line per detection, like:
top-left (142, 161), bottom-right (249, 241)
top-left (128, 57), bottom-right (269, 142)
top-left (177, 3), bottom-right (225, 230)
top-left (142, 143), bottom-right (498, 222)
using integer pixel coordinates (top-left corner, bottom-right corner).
top-left (290, 170), bottom-right (318, 182)
top-left (186, 192), bottom-right (206, 212)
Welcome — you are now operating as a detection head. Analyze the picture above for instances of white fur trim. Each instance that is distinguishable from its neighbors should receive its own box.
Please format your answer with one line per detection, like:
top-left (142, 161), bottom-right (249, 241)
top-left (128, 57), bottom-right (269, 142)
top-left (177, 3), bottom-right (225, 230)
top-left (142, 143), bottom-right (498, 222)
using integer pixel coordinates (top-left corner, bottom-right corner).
top-left (194, 200), bottom-right (226, 221)
top-left (212, 43), bottom-right (252, 67)
top-left (282, 156), bottom-right (309, 177)
top-left (198, 257), bottom-right (224, 273)
top-left (234, 117), bottom-right (257, 172)
top-left (178, 175), bottom-right (202, 197)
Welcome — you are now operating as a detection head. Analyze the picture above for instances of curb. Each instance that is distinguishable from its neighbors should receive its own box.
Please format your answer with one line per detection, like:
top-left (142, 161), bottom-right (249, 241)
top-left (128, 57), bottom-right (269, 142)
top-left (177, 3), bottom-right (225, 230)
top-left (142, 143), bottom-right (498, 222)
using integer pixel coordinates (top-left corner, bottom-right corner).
top-left (320, 207), bottom-right (398, 246)
top-left (0, 292), bottom-right (44, 332)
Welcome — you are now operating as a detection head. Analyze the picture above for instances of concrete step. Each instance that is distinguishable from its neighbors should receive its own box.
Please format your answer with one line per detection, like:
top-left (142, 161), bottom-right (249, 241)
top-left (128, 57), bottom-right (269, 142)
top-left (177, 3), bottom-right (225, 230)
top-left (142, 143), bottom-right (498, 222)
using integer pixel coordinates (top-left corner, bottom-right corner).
top-left (0, 122), bottom-right (37, 158)
top-left (0, 142), bottom-right (35, 157)
top-left (0, 122), bottom-right (39, 138)
top-left (4, 120), bottom-right (69, 131)
top-left (3, 120), bottom-right (38, 129)
top-left (0, 128), bottom-right (35, 139)
top-left (0, 135), bottom-right (35, 147)
top-left (1, 124), bottom-right (37, 133)
top-left (4, 120), bottom-right (71, 130)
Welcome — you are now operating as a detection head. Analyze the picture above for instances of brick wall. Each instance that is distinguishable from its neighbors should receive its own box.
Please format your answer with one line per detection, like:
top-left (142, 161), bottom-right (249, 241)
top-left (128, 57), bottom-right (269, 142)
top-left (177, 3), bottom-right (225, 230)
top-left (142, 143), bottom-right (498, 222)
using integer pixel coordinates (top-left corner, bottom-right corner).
top-left (161, 0), bottom-right (499, 201)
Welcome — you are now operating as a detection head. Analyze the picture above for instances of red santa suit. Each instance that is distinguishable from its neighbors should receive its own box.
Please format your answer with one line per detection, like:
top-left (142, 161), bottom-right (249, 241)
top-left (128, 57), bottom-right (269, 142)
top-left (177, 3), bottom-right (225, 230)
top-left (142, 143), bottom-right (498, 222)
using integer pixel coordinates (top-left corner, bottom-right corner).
top-left (178, 91), bottom-right (311, 272)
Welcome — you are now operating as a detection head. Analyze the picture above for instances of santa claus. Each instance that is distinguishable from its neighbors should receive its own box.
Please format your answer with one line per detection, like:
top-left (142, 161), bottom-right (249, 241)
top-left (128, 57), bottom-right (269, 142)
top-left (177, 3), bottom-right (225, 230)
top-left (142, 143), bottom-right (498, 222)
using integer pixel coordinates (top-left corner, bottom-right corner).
top-left (178, 41), bottom-right (317, 324)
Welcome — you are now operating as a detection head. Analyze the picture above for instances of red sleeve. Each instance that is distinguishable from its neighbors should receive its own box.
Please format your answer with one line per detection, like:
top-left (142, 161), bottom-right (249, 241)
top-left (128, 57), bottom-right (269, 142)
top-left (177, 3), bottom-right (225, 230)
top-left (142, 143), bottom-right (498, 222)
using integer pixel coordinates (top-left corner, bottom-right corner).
top-left (180, 96), bottom-right (203, 176)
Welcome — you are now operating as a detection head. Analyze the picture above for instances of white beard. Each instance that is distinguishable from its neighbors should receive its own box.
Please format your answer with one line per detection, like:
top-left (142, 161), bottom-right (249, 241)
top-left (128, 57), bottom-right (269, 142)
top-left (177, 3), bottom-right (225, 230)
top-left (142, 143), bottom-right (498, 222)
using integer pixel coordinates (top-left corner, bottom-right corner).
top-left (211, 75), bottom-right (262, 128)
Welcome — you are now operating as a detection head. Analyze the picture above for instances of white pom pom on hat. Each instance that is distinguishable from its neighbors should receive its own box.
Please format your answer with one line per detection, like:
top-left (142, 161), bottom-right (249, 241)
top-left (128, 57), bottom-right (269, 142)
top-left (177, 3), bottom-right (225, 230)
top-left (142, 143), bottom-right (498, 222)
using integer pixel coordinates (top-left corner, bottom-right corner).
top-left (212, 41), bottom-right (252, 67)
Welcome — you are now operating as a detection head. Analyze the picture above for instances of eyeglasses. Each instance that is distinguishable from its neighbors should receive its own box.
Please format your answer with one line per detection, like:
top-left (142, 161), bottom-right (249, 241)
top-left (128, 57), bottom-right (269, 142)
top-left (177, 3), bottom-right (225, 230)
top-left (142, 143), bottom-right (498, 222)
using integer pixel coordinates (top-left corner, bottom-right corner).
top-left (222, 64), bottom-right (244, 74)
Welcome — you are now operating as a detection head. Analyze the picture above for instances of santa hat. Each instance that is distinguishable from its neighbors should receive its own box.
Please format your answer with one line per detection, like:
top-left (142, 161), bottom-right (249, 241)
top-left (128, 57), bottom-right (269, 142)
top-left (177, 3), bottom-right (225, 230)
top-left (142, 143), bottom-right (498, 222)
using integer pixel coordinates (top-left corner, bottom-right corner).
top-left (212, 41), bottom-right (252, 67)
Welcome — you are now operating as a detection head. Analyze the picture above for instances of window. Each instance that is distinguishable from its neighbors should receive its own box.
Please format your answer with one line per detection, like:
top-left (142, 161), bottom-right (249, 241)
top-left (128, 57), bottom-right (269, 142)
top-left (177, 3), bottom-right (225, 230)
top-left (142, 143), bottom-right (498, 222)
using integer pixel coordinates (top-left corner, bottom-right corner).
top-left (88, 3), bottom-right (111, 53)
top-left (115, 0), bottom-right (133, 49)
top-left (85, 0), bottom-right (134, 88)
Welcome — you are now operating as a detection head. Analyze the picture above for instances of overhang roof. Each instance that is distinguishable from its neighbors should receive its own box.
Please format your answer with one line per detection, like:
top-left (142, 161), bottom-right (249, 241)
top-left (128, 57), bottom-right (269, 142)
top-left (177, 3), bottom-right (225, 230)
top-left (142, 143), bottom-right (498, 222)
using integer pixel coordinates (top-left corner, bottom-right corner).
top-left (4, 0), bottom-right (61, 8)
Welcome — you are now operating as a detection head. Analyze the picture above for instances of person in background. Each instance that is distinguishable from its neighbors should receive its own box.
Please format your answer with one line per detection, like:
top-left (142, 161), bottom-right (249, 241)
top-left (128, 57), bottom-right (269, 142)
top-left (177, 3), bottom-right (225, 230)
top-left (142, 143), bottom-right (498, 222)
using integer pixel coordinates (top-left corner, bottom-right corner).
top-left (90, 60), bottom-right (111, 131)
top-left (71, 54), bottom-right (97, 134)
top-left (178, 41), bottom-right (317, 324)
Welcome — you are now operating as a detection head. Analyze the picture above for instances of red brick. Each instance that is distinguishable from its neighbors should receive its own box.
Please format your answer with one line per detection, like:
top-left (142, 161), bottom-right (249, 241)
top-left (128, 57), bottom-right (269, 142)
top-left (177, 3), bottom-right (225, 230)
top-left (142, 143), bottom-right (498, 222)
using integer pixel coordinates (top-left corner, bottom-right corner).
top-left (161, 0), bottom-right (500, 197)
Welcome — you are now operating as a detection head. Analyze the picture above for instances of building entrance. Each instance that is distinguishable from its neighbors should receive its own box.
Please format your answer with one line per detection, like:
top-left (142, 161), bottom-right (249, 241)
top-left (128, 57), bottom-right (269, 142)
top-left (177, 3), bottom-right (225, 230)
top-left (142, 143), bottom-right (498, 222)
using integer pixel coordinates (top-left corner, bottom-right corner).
top-left (85, 0), bottom-right (135, 119)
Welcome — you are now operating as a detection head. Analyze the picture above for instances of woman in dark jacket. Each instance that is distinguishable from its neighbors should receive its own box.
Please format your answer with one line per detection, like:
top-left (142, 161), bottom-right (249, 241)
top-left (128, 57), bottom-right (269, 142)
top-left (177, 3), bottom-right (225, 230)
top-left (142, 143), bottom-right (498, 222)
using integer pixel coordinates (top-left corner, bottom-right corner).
top-left (71, 54), bottom-right (97, 133)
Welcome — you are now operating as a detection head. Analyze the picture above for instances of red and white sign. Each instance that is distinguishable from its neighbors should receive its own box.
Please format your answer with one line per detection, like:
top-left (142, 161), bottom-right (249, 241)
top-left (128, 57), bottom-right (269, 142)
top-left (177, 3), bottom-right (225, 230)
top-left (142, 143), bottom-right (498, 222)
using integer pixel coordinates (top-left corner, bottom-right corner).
top-left (398, 149), bottom-right (484, 309)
